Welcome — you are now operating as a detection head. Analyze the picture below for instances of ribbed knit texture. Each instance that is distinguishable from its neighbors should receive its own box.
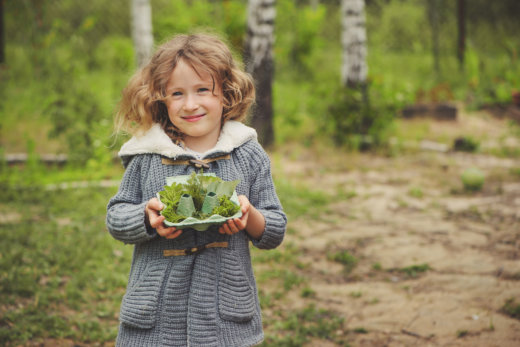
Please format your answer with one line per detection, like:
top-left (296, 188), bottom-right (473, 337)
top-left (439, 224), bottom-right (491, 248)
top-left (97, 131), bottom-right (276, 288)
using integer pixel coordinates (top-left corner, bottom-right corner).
top-left (106, 124), bottom-right (286, 347)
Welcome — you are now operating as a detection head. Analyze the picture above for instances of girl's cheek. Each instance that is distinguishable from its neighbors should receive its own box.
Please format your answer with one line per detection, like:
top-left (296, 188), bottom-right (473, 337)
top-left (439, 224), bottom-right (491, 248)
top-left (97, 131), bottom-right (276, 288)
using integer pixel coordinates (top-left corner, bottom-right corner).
top-left (166, 100), bottom-right (180, 112)
top-left (168, 107), bottom-right (181, 121)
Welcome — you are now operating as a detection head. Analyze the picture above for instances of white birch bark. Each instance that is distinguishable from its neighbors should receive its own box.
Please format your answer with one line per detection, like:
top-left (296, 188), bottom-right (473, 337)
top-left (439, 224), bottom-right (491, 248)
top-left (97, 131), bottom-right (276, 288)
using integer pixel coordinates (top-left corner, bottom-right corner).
top-left (245, 0), bottom-right (276, 146)
top-left (131, 0), bottom-right (153, 68)
top-left (245, 0), bottom-right (276, 72)
top-left (341, 0), bottom-right (368, 87)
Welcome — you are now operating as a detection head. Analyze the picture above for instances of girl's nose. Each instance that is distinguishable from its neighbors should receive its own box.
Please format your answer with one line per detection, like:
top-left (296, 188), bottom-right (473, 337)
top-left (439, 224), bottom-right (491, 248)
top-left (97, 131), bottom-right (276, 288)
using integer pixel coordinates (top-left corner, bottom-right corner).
top-left (183, 94), bottom-right (199, 111)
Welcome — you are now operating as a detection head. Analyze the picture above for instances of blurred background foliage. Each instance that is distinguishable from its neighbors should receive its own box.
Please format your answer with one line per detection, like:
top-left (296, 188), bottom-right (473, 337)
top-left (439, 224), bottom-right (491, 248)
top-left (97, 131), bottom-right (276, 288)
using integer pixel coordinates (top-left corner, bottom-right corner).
top-left (1, 0), bottom-right (519, 171)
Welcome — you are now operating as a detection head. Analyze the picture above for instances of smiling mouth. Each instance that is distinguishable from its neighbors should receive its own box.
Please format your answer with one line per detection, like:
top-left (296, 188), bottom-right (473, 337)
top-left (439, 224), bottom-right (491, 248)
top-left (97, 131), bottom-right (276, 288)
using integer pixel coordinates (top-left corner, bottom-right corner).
top-left (182, 114), bottom-right (205, 122)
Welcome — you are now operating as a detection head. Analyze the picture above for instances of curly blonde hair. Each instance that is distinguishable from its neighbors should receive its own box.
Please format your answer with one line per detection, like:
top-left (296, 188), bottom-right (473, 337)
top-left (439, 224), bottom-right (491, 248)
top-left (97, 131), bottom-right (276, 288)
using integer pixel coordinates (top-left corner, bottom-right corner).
top-left (115, 33), bottom-right (255, 143)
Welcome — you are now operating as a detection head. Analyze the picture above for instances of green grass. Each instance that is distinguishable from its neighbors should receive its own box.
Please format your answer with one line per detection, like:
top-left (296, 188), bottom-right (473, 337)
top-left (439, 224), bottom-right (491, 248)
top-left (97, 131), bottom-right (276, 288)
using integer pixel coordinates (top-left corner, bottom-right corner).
top-left (260, 305), bottom-right (347, 347)
top-left (274, 178), bottom-right (331, 219)
top-left (0, 167), bottom-right (349, 346)
top-left (501, 298), bottom-right (520, 320)
top-left (408, 187), bottom-right (424, 199)
top-left (456, 329), bottom-right (469, 338)
top-left (256, 268), bottom-right (306, 293)
top-left (397, 263), bottom-right (431, 278)
top-left (300, 286), bottom-right (316, 298)
top-left (352, 327), bottom-right (368, 334)
top-left (0, 186), bottom-right (131, 345)
top-left (372, 262), bottom-right (383, 271)
top-left (350, 291), bottom-right (363, 298)
top-left (327, 250), bottom-right (359, 275)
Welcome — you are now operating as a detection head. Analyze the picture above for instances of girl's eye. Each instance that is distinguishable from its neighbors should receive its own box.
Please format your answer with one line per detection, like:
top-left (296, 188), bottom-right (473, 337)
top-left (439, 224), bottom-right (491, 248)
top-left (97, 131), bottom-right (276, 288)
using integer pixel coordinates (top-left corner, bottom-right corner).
top-left (198, 88), bottom-right (210, 93)
top-left (172, 91), bottom-right (182, 96)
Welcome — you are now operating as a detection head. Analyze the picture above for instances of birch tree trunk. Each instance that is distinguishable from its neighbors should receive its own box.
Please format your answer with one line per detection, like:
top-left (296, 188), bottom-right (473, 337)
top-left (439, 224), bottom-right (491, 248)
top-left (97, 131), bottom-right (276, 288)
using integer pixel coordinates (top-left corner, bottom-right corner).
top-left (244, 0), bottom-right (276, 147)
top-left (131, 0), bottom-right (153, 68)
top-left (341, 0), bottom-right (368, 88)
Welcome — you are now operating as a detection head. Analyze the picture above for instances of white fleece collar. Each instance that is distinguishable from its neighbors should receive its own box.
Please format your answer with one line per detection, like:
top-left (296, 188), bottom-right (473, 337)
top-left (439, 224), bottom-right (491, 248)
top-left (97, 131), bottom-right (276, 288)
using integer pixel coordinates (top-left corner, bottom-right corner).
top-left (118, 120), bottom-right (257, 160)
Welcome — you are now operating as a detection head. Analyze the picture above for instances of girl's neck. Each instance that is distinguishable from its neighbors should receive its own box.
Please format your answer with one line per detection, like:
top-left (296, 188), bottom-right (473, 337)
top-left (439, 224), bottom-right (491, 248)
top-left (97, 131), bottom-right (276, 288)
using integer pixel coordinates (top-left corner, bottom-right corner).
top-left (183, 134), bottom-right (220, 153)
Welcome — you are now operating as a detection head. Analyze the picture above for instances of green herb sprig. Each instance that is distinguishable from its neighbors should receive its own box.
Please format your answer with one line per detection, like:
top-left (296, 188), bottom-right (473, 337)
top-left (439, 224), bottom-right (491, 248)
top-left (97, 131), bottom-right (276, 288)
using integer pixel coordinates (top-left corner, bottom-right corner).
top-left (212, 195), bottom-right (240, 216)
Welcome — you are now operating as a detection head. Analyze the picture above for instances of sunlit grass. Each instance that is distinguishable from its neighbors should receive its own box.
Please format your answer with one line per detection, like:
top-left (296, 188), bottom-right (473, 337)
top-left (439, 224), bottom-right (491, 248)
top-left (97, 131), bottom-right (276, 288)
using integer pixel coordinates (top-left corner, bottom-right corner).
top-left (260, 304), bottom-right (347, 347)
top-left (0, 186), bottom-right (130, 344)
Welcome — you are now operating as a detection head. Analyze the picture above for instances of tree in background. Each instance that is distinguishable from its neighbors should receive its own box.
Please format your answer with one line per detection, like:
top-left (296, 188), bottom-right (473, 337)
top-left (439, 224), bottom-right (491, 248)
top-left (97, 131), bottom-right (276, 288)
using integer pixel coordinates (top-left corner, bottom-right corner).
top-left (131, 0), bottom-right (153, 67)
top-left (457, 0), bottom-right (466, 69)
top-left (0, 0), bottom-right (4, 64)
top-left (341, 0), bottom-right (368, 89)
top-left (244, 0), bottom-right (276, 147)
top-left (426, 0), bottom-right (441, 76)
top-left (328, 0), bottom-right (396, 149)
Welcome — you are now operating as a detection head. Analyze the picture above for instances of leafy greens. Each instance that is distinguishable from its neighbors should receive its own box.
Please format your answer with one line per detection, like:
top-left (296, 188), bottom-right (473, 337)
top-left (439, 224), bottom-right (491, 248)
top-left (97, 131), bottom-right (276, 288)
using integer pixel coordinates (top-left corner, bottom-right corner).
top-left (158, 171), bottom-right (240, 224)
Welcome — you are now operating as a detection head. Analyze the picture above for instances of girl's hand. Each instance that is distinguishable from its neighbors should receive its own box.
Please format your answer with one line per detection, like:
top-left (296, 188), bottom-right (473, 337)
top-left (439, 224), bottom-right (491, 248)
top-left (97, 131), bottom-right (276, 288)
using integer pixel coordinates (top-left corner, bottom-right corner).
top-left (145, 197), bottom-right (183, 239)
top-left (218, 195), bottom-right (250, 235)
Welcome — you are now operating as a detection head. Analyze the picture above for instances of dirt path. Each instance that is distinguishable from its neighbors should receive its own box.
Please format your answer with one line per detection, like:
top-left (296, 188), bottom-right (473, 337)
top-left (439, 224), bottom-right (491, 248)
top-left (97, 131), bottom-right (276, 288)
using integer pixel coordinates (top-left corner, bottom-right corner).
top-left (274, 113), bottom-right (520, 346)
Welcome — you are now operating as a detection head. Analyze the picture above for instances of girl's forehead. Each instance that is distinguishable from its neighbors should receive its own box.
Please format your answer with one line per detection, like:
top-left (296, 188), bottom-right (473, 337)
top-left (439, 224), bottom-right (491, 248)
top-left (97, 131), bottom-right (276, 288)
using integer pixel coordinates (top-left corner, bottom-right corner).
top-left (170, 60), bottom-right (215, 82)
top-left (181, 58), bottom-right (213, 76)
top-left (166, 60), bottom-right (219, 91)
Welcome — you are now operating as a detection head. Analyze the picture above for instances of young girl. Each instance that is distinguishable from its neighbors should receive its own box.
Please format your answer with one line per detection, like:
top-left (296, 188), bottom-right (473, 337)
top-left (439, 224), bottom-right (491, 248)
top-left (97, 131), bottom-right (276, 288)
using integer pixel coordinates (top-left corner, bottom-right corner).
top-left (106, 33), bottom-right (287, 347)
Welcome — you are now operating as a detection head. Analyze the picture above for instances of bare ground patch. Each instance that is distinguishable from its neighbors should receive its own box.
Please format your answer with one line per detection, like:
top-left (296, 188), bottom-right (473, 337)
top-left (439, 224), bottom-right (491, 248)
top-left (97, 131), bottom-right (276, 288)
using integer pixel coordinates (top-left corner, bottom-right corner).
top-left (271, 115), bottom-right (520, 346)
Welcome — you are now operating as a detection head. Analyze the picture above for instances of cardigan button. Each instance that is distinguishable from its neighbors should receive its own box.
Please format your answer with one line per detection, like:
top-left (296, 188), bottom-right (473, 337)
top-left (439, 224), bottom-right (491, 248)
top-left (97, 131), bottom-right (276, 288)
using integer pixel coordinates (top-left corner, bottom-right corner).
top-left (189, 159), bottom-right (210, 169)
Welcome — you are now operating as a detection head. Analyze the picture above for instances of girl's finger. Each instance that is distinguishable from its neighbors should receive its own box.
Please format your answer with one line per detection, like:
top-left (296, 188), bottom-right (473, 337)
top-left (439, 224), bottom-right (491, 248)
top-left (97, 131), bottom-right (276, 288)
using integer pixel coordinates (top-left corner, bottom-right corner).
top-left (238, 195), bottom-right (250, 214)
top-left (147, 197), bottom-right (164, 212)
top-left (233, 218), bottom-right (246, 231)
top-left (226, 220), bottom-right (239, 234)
top-left (220, 223), bottom-right (232, 235)
top-left (150, 215), bottom-right (165, 229)
top-left (166, 229), bottom-right (182, 239)
top-left (218, 225), bottom-right (227, 234)
top-left (156, 225), bottom-right (174, 237)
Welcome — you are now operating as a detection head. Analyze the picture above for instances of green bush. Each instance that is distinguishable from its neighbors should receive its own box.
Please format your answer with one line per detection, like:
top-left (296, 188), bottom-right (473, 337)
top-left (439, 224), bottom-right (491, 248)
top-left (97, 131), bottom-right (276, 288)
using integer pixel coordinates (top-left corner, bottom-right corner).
top-left (464, 44), bottom-right (520, 108)
top-left (461, 167), bottom-right (485, 192)
top-left (453, 136), bottom-right (480, 152)
top-left (324, 84), bottom-right (397, 149)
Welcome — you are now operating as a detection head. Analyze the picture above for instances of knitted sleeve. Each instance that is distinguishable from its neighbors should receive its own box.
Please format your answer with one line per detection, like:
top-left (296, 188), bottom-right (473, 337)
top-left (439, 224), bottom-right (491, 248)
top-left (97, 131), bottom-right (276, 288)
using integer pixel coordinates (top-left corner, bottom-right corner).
top-left (106, 155), bottom-right (157, 244)
top-left (241, 141), bottom-right (287, 249)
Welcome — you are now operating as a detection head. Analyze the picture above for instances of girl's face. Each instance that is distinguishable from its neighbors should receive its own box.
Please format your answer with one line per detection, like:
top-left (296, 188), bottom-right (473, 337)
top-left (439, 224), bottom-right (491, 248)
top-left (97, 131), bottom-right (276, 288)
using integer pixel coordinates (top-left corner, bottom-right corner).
top-left (165, 59), bottom-right (224, 152)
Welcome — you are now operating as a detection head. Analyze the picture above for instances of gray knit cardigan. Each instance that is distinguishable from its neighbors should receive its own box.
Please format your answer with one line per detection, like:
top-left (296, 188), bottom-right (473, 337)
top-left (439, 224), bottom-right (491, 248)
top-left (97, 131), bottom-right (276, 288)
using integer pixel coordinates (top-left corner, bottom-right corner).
top-left (106, 121), bottom-right (287, 347)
